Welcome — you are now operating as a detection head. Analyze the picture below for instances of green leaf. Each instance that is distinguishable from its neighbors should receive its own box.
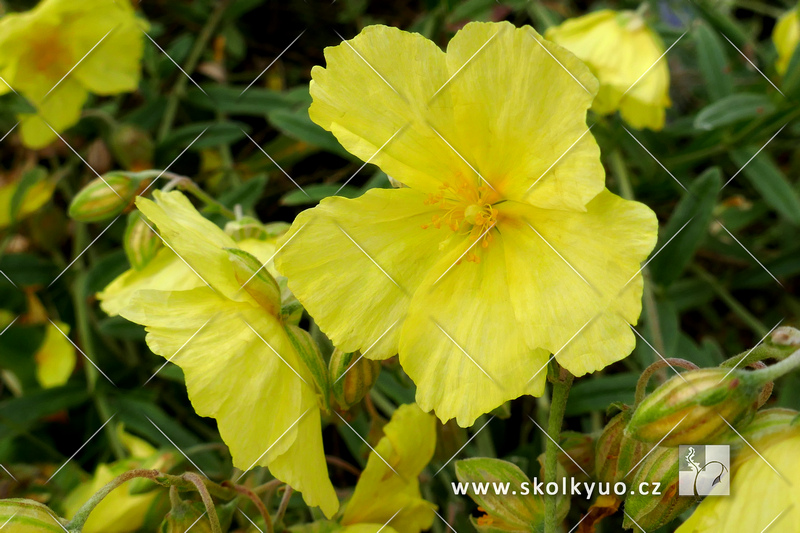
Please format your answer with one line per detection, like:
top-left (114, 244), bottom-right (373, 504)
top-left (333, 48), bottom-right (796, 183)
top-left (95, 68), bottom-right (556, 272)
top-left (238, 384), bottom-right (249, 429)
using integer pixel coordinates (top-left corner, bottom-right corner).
top-left (281, 184), bottom-right (361, 206)
top-left (781, 39), bottom-right (800, 100)
top-left (161, 121), bottom-right (251, 151)
top-left (267, 108), bottom-right (354, 159)
top-left (185, 85), bottom-right (293, 115)
top-left (693, 22), bottom-right (733, 101)
top-left (694, 94), bottom-right (775, 130)
top-left (729, 147), bottom-right (800, 225)
top-left (0, 253), bottom-right (58, 287)
top-left (0, 385), bottom-right (89, 440)
top-left (217, 174), bottom-right (268, 210)
top-left (565, 373), bottom-right (639, 416)
top-left (97, 316), bottom-right (147, 341)
top-left (650, 167), bottom-right (721, 285)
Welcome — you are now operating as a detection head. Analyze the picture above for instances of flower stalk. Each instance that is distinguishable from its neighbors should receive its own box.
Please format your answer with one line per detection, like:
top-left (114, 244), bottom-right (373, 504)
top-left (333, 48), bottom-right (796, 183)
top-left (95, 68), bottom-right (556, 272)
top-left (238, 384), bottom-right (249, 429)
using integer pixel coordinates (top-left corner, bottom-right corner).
top-left (544, 369), bottom-right (573, 533)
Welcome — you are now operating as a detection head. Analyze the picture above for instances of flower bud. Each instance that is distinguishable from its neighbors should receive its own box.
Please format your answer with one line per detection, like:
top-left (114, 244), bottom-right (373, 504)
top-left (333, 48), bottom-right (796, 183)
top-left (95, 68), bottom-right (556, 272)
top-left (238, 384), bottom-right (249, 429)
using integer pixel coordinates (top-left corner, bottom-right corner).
top-left (0, 498), bottom-right (68, 531)
top-left (284, 324), bottom-right (331, 411)
top-left (772, 326), bottom-right (800, 346)
top-left (595, 407), bottom-right (652, 483)
top-left (627, 369), bottom-right (761, 446)
top-left (111, 125), bottom-right (155, 171)
top-left (733, 408), bottom-right (799, 458)
top-left (226, 248), bottom-right (281, 316)
top-left (68, 172), bottom-right (149, 222)
top-left (124, 211), bottom-right (162, 270)
top-left (622, 447), bottom-right (694, 531)
top-left (160, 501), bottom-right (213, 533)
top-left (329, 348), bottom-right (381, 410)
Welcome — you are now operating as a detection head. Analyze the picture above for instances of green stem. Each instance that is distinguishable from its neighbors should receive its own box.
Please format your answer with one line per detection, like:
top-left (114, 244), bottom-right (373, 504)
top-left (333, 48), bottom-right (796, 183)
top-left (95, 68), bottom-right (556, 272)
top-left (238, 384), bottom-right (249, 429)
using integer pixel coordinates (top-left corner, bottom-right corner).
top-left (273, 486), bottom-right (293, 529)
top-left (610, 150), bottom-right (666, 361)
top-left (544, 371), bottom-right (573, 533)
top-left (66, 469), bottom-right (160, 532)
top-left (185, 472), bottom-right (223, 533)
top-left (749, 349), bottom-right (800, 384)
top-left (157, 0), bottom-right (231, 142)
top-left (720, 342), bottom-right (798, 368)
top-left (176, 178), bottom-right (236, 219)
top-left (634, 358), bottom-right (699, 407)
top-left (690, 264), bottom-right (768, 337)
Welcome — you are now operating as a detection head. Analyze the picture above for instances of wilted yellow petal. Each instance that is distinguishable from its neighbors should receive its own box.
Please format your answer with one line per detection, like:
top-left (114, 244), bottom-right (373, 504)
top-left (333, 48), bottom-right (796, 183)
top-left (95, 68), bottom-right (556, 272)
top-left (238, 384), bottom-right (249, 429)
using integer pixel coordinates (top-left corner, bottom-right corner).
top-left (34, 321), bottom-right (76, 388)
top-left (342, 404), bottom-right (436, 533)
top-left (121, 288), bottom-right (338, 517)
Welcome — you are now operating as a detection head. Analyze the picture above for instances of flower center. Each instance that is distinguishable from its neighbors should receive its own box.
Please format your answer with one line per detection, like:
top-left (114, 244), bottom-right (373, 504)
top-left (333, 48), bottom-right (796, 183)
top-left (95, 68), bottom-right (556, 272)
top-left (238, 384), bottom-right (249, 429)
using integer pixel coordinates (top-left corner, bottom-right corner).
top-left (29, 30), bottom-right (71, 76)
top-left (421, 179), bottom-right (500, 262)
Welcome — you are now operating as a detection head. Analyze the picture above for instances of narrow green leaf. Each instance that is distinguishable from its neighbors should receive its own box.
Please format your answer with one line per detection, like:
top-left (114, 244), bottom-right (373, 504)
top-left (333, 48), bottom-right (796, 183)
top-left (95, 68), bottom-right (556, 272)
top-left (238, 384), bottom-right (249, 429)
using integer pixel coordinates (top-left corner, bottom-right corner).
top-left (730, 147), bottom-right (800, 225)
top-left (281, 184), bottom-right (361, 206)
top-left (185, 85), bottom-right (293, 115)
top-left (267, 108), bottom-right (354, 159)
top-left (693, 22), bottom-right (733, 101)
top-left (161, 121), bottom-right (250, 151)
top-left (694, 93), bottom-right (775, 130)
top-left (650, 167), bottom-right (721, 285)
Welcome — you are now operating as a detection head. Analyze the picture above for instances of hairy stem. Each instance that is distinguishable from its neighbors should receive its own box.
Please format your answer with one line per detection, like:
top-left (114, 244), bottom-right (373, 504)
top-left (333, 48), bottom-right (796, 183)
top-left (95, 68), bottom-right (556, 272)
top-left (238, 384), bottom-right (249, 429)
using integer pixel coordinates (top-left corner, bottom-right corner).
top-left (544, 370), bottom-right (573, 533)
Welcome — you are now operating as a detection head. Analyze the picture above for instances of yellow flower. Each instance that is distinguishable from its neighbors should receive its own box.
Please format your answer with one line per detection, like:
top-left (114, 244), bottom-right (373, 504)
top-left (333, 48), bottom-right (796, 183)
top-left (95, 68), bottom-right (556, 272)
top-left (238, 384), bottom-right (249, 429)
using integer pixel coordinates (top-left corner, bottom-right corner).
top-left (274, 22), bottom-right (657, 426)
top-left (342, 403), bottom-right (437, 533)
top-left (774, 7), bottom-right (799, 75)
top-left (34, 321), bottom-right (76, 388)
top-left (546, 10), bottom-right (671, 130)
top-left (676, 423), bottom-right (800, 533)
top-left (116, 190), bottom-right (338, 517)
top-left (0, 0), bottom-right (145, 148)
top-left (0, 178), bottom-right (55, 229)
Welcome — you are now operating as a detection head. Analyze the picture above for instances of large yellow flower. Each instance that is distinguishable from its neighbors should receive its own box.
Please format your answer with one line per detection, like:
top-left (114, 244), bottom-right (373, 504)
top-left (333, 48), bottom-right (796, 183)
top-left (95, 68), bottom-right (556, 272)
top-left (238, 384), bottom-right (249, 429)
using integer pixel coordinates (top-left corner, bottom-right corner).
top-left (773, 7), bottom-right (799, 75)
top-left (546, 10), bottom-right (671, 130)
top-left (274, 22), bottom-right (657, 426)
top-left (0, 0), bottom-right (145, 148)
top-left (113, 191), bottom-right (338, 517)
top-left (676, 415), bottom-right (800, 533)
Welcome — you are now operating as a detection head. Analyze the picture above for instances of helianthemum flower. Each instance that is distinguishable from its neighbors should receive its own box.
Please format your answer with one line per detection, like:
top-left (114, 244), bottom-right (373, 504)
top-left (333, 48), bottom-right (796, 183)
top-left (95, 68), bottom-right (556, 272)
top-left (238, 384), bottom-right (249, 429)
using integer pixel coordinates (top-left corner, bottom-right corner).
top-left (0, 0), bottom-right (145, 148)
top-left (112, 191), bottom-right (338, 517)
top-left (546, 10), bottom-right (671, 130)
top-left (275, 22), bottom-right (658, 426)
top-left (773, 6), bottom-right (799, 75)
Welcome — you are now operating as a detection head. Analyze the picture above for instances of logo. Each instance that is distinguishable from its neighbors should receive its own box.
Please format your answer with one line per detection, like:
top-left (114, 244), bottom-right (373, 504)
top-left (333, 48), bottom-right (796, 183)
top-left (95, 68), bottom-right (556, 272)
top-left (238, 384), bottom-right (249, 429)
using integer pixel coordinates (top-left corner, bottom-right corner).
top-left (678, 445), bottom-right (730, 496)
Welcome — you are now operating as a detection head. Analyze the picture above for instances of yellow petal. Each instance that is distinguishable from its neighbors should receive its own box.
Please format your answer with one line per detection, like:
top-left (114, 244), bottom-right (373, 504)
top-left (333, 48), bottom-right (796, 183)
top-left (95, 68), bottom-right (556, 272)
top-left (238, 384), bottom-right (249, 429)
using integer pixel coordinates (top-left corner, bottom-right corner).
top-left (309, 25), bottom-right (471, 194)
top-left (774, 8), bottom-right (800, 75)
top-left (19, 77), bottom-right (88, 149)
top-left (310, 22), bottom-right (602, 210)
top-left (398, 239), bottom-right (549, 426)
top-left (135, 191), bottom-right (249, 301)
top-left (443, 22), bottom-right (602, 210)
top-left (500, 190), bottom-right (657, 376)
top-left (0, 179), bottom-right (56, 229)
top-left (64, 0), bottom-right (146, 95)
top-left (676, 433), bottom-right (800, 533)
top-left (275, 188), bottom-right (452, 360)
top-left (99, 236), bottom-right (279, 318)
top-left (342, 404), bottom-right (437, 533)
top-left (547, 10), bottom-right (670, 131)
top-left (34, 321), bottom-right (76, 388)
top-left (120, 287), bottom-right (338, 517)
top-left (98, 247), bottom-right (200, 317)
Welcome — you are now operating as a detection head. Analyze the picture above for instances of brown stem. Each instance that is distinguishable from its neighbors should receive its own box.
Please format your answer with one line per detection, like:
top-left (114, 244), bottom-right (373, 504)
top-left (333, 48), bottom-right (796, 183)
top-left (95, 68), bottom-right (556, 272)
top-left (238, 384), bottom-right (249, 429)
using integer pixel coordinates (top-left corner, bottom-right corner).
top-left (273, 486), bottom-right (294, 529)
top-left (224, 483), bottom-right (274, 533)
top-left (184, 473), bottom-right (223, 533)
top-left (635, 358), bottom-right (699, 407)
top-left (326, 456), bottom-right (361, 477)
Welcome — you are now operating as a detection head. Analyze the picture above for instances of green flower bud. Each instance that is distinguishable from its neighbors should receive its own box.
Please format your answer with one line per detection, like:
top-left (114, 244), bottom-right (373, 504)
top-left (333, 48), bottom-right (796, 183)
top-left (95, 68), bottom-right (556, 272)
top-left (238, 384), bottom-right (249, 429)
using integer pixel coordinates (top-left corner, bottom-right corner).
top-left (284, 324), bottom-right (331, 411)
top-left (160, 500), bottom-right (213, 533)
top-left (595, 407), bottom-right (652, 483)
top-left (0, 499), bottom-right (68, 532)
top-left (226, 248), bottom-right (281, 316)
top-left (622, 447), bottom-right (694, 531)
top-left (110, 125), bottom-right (155, 171)
top-left (627, 369), bottom-right (761, 446)
top-left (455, 458), bottom-right (568, 533)
top-left (124, 211), bottom-right (163, 270)
top-left (329, 348), bottom-right (381, 410)
top-left (68, 172), bottom-right (149, 222)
